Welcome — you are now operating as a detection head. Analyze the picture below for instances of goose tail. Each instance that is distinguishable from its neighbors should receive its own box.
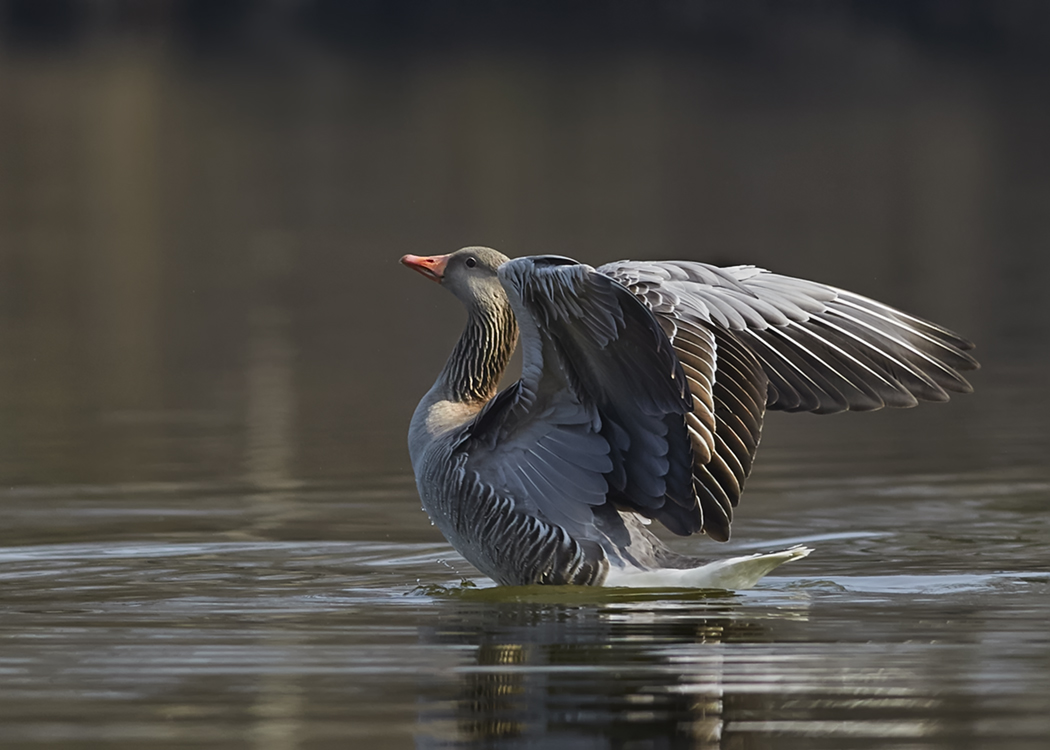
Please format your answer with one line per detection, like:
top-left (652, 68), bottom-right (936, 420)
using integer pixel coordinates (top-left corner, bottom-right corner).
top-left (603, 545), bottom-right (813, 590)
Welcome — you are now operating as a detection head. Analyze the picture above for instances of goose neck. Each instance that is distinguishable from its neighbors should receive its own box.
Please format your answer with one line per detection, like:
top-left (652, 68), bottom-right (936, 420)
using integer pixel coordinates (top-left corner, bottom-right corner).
top-left (439, 296), bottom-right (518, 405)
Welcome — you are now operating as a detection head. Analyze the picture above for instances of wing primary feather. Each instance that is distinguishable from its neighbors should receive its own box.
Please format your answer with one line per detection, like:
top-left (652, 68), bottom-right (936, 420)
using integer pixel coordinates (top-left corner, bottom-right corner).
top-left (766, 325), bottom-right (892, 411)
top-left (791, 319), bottom-right (921, 406)
top-left (835, 292), bottom-right (977, 352)
top-left (736, 330), bottom-right (829, 412)
top-left (822, 309), bottom-right (972, 395)
top-left (831, 299), bottom-right (979, 375)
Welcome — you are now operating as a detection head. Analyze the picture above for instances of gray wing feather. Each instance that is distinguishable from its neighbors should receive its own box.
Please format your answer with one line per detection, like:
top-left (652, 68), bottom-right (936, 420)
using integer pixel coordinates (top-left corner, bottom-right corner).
top-left (600, 259), bottom-right (977, 414)
top-left (600, 258), bottom-right (978, 540)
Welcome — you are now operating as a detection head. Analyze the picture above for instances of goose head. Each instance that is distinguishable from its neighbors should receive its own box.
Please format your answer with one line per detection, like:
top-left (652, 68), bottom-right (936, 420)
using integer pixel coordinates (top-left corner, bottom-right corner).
top-left (401, 246), bottom-right (510, 311)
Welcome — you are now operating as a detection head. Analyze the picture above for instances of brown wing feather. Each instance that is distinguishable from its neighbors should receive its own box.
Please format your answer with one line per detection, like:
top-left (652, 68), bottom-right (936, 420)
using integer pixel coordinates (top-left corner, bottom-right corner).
top-left (651, 313), bottom-right (768, 541)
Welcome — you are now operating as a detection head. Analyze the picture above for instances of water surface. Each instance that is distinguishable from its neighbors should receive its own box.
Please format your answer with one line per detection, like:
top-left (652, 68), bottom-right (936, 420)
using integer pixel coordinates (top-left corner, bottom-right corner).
top-left (3, 418), bottom-right (1049, 749)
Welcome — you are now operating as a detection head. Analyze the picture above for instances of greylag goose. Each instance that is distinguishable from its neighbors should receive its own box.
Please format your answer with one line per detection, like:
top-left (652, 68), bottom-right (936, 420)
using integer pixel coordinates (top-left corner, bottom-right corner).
top-left (402, 247), bottom-right (977, 589)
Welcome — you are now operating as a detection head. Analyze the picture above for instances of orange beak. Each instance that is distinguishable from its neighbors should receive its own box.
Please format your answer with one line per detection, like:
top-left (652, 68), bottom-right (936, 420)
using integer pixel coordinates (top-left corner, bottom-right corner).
top-left (400, 253), bottom-right (450, 283)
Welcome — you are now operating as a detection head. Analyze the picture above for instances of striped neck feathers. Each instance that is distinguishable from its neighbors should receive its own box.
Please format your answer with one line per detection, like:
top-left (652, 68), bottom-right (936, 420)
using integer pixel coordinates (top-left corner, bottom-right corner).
top-left (438, 290), bottom-right (518, 405)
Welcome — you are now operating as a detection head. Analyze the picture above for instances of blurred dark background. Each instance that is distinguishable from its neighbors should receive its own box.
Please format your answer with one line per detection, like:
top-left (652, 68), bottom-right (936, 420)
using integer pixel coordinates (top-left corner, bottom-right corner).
top-left (1, 0), bottom-right (1048, 488)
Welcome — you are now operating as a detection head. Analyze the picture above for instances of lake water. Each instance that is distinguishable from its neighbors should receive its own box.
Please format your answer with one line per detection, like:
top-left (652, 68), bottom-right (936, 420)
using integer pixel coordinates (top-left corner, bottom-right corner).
top-left (2, 17), bottom-right (1050, 750)
top-left (3, 412), bottom-right (1049, 749)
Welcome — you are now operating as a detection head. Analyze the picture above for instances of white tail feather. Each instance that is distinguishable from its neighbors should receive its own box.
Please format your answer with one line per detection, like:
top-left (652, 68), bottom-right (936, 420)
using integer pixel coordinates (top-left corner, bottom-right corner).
top-left (602, 545), bottom-right (813, 590)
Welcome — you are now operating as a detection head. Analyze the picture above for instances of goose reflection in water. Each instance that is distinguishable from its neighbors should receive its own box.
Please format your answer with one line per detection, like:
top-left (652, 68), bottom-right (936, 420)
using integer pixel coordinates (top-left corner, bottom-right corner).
top-left (414, 592), bottom-right (811, 747)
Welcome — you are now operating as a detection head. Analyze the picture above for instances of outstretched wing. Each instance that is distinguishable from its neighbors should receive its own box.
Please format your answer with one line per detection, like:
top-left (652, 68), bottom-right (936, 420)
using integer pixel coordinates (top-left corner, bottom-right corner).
top-left (456, 256), bottom-right (702, 547)
top-left (600, 259), bottom-right (979, 540)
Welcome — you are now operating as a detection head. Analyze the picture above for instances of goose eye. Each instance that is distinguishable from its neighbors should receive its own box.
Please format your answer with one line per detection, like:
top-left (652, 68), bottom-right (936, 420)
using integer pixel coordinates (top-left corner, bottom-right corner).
top-left (465, 257), bottom-right (477, 268)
